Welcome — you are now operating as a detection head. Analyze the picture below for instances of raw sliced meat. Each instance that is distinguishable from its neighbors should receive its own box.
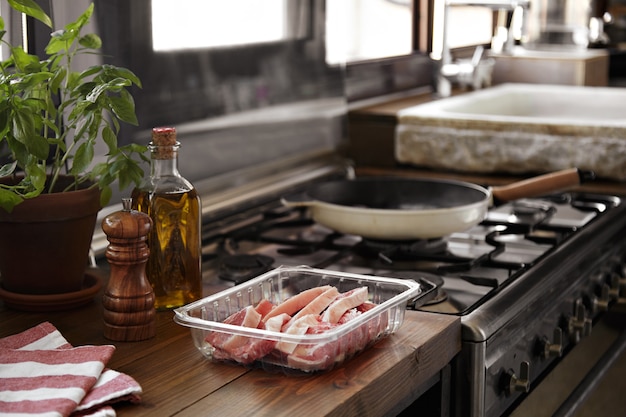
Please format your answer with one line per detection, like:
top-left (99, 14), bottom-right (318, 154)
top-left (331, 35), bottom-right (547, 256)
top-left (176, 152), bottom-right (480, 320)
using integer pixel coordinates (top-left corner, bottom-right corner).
top-left (286, 344), bottom-right (340, 372)
top-left (206, 306), bottom-right (260, 351)
top-left (293, 306), bottom-right (387, 370)
top-left (263, 285), bottom-right (333, 322)
top-left (286, 309), bottom-right (366, 371)
top-left (207, 304), bottom-right (276, 364)
top-left (357, 302), bottom-right (377, 313)
top-left (205, 285), bottom-right (386, 371)
top-left (276, 314), bottom-right (321, 354)
top-left (337, 308), bottom-right (361, 324)
top-left (284, 286), bottom-right (339, 329)
top-left (212, 335), bottom-right (276, 365)
top-left (321, 287), bottom-right (369, 323)
top-left (220, 306), bottom-right (261, 351)
top-left (264, 313), bottom-right (290, 332)
top-left (255, 299), bottom-right (276, 318)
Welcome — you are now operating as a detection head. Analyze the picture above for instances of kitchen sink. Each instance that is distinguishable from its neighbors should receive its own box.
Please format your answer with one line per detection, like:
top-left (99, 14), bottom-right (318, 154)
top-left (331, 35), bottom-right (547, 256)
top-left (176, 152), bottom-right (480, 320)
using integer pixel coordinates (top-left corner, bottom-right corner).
top-left (400, 83), bottom-right (625, 122)
top-left (395, 83), bottom-right (626, 180)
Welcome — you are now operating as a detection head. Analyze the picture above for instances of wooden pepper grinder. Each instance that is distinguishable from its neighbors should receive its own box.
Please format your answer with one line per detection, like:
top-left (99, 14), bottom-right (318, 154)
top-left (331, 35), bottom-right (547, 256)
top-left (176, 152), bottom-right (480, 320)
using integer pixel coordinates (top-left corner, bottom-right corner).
top-left (102, 198), bottom-right (156, 341)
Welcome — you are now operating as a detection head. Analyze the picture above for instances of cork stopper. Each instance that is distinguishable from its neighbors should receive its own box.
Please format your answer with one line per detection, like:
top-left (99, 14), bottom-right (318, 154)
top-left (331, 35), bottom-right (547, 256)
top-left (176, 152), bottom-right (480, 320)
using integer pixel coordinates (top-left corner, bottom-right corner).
top-left (150, 127), bottom-right (179, 160)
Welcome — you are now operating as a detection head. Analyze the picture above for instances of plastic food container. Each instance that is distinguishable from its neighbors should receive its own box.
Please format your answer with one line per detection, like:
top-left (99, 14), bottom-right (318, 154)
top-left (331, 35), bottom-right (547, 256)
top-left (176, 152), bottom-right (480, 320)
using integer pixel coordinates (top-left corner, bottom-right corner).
top-left (174, 266), bottom-right (435, 374)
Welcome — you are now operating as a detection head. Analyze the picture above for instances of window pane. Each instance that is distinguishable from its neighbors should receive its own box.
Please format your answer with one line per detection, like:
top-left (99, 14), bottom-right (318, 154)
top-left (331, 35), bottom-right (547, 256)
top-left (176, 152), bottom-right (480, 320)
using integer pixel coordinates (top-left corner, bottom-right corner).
top-left (448, 7), bottom-right (493, 48)
top-left (151, 0), bottom-right (287, 51)
top-left (326, 0), bottom-right (413, 64)
top-left (432, 2), bottom-right (493, 60)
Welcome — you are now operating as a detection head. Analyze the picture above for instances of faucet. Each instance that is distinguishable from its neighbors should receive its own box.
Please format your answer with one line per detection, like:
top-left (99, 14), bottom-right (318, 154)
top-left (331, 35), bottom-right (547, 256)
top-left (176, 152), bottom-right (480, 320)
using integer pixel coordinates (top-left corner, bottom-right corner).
top-left (436, 0), bottom-right (529, 97)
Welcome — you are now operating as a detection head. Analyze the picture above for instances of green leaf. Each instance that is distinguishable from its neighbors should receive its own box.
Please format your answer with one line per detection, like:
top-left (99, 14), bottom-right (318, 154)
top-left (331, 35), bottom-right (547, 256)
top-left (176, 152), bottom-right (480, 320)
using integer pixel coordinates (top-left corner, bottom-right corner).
top-left (7, 0), bottom-right (53, 28)
top-left (78, 66), bottom-right (103, 80)
top-left (66, 70), bottom-right (83, 92)
top-left (42, 118), bottom-right (60, 138)
top-left (123, 143), bottom-right (150, 163)
top-left (11, 107), bottom-right (33, 142)
top-left (0, 106), bottom-right (10, 134)
top-left (102, 65), bottom-right (142, 88)
top-left (23, 134), bottom-right (49, 160)
top-left (111, 120), bottom-right (121, 137)
top-left (10, 47), bottom-right (41, 72)
top-left (126, 163), bottom-right (145, 188)
top-left (101, 125), bottom-right (118, 153)
top-left (79, 33), bottom-right (101, 50)
top-left (49, 66), bottom-right (67, 94)
top-left (108, 158), bottom-right (126, 176)
top-left (72, 111), bottom-right (94, 143)
top-left (90, 162), bottom-right (108, 178)
top-left (45, 35), bottom-right (67, 55)
top-left (109, 89), bottom-right (138, 125)
top-left (99, 185), bottom-right (112, 207)
top-left (67, 100), bottom-right (92, 123)
top-left (11, 108), bottom-right (50, 160)
top-left (47, 137), bottom-right (65, 148)
top-left (71, 141), bottom-right (94, 174)
top-left (25, 163), bottom-right (46, 192)
top-left (0, 161), bottom-right (17, 177)
top-left (13, 71), bottom-right (54, 90)
top-left (65, 3), bottom-right (94, 33)
top-left (116, 159), bottom-right (135, 190)
top-left (0, 188), bottom-right (24, 213)
top-left (5, 136), bottom-right (28, 167)
top-left (86, 77), bottom-right (130, 103)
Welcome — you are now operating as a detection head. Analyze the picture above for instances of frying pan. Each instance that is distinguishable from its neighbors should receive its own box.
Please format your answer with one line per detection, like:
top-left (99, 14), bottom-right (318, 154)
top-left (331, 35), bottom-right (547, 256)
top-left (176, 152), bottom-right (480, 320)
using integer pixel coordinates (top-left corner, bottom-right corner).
top-left (281, 168), bottom-right (594, 240)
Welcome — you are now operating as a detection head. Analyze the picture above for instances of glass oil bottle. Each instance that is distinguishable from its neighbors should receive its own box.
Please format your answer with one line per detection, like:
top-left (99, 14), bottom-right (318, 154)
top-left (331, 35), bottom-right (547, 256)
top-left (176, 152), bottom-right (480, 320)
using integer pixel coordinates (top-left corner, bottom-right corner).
top-left (131, 127), bottom-right (202, 310)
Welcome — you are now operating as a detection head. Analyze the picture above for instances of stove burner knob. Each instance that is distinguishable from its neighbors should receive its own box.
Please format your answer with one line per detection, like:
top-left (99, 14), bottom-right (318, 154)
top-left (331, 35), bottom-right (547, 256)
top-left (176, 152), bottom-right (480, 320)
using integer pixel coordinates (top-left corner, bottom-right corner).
top-left (620, 279), bottom-right (626, 305)
top-left (568, 298), bottom-right (592, 343)
top-left (607, 273), bottom-right (621, 302)
top-left (538, 328), bottom-right (563, 359)
top-left (588, 283), bottom-right (611, 313)
top-left (502, 361), bottom-right (531, 395)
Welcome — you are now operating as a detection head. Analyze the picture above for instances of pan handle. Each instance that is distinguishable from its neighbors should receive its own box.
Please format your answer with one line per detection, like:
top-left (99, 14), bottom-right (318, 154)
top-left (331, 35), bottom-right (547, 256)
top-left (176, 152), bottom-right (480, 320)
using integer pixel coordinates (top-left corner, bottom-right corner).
top-left (281, 192), bottom-right (316, 208)
top-left (491, 168), bottom-right (595, 203)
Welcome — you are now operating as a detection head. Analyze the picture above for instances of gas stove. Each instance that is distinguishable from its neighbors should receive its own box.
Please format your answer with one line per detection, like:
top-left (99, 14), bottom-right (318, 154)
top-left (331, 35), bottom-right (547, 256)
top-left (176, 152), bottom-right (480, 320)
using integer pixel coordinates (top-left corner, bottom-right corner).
top-left (177, 154), bottom-right (626, 417)
top-left (200, 180), bottom-right (616, 317)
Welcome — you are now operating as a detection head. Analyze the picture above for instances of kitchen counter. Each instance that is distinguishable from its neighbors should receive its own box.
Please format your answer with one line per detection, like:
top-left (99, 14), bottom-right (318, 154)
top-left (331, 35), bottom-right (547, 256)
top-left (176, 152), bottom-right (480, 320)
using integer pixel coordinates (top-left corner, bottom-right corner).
top-left (0, 268), bottom-right (461, 417)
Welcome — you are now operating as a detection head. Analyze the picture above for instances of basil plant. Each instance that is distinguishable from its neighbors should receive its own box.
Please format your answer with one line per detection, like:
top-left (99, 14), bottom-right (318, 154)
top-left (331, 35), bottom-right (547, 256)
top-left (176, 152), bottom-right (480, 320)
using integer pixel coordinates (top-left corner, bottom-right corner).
top-left (0, 0), bottom-right (147, 212)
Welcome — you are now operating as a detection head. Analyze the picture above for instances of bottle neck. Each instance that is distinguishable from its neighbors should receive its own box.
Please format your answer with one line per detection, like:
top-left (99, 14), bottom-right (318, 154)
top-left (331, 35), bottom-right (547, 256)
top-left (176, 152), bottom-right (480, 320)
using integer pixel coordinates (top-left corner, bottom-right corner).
top-left (149, 144), bottom-right (181, 178)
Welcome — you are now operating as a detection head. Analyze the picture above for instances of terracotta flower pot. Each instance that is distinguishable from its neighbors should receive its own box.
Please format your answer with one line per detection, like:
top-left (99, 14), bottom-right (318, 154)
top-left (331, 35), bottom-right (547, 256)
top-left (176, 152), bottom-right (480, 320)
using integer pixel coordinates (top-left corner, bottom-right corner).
top-left (0, 176), bottom-right (101, 297)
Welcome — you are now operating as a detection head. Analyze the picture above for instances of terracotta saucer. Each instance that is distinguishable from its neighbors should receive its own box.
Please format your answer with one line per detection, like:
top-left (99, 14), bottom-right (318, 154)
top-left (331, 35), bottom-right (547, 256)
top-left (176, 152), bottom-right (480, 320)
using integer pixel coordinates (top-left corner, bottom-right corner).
top-left (0, 271), bottom-right (103, 312)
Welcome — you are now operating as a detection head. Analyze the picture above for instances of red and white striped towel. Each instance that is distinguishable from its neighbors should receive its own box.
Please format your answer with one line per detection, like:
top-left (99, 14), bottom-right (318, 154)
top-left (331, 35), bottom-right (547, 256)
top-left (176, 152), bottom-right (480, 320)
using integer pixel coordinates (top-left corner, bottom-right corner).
top-left (0, 322), bottom-right (142, 417)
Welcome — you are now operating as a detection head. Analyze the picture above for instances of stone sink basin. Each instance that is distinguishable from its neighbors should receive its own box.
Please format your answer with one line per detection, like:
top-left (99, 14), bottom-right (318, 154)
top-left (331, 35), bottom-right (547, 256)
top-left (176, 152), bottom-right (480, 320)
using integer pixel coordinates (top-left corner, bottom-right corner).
top-left (395, 83), bottom-right (626, 180)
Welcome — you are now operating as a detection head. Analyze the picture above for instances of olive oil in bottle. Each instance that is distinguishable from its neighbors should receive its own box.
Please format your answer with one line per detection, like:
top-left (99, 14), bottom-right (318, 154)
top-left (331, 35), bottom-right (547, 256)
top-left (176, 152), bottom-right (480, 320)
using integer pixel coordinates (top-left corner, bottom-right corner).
top-left (131, 127), bottom-right (202, 310)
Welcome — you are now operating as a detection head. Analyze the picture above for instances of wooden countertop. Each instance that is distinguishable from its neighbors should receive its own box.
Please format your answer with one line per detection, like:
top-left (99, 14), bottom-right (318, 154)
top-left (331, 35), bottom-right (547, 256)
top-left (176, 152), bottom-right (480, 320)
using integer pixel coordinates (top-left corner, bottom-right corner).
top-left (0, 268), bottom-right (461, 417)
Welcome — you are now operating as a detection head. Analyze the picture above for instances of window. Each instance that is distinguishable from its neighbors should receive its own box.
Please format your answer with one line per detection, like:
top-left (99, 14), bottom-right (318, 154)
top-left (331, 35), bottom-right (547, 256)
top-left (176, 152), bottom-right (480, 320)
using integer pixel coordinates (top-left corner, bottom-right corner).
top-left (326, 0), bottom-right (413, 64)
top-left (431, 2), bottom-right (494, 60)
top-left (326, 0), bottom-right (495, 64)
top-left (151, 0), bottom-right (307, 51)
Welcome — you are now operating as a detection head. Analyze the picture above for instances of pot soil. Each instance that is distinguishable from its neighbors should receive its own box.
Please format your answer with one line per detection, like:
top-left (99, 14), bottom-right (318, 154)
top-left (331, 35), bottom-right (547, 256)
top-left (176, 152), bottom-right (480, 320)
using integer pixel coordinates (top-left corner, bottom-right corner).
top-left (0, 176), bottom-right (101, 302)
